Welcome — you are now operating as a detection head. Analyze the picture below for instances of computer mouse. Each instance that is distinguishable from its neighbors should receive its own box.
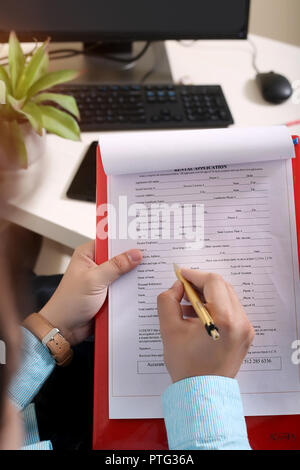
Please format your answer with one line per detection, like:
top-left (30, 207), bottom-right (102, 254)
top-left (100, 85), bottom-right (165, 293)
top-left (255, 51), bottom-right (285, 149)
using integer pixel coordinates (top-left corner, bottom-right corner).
top-left (256, 72), bottom-right (293, 104)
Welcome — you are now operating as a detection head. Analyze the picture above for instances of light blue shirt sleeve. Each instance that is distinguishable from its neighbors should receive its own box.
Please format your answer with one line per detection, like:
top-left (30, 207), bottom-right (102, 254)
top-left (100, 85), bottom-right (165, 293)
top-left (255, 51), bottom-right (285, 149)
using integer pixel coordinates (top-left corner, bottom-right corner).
top-left (8, 327), bottom-right (56, 450)
top-left (8, 327), bottom-right (55, 410)
top-left (22, 441), bottom-right (53, 450)
top-left (162, 375), bottom-right (251, 450)
top-left (21, 403), bottom-right (53, 450)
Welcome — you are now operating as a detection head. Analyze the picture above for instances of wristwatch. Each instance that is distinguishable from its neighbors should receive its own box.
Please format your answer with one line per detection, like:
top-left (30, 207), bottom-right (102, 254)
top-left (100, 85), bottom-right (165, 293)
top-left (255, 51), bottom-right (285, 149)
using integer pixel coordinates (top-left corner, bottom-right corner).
top-left (22, 313), bottom-right (73, 367)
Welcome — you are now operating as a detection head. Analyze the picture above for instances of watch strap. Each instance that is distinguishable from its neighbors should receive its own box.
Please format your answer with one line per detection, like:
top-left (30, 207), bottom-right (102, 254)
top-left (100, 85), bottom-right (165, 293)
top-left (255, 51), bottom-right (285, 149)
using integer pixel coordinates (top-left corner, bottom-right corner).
top-left (22, 313), bottom-right (73, 367)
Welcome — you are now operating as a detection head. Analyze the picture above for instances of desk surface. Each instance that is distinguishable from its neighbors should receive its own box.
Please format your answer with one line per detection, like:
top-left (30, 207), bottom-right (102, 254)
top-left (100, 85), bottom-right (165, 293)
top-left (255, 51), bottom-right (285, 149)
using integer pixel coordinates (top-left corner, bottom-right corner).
top-left (5, 34), bottom-right (300, 249)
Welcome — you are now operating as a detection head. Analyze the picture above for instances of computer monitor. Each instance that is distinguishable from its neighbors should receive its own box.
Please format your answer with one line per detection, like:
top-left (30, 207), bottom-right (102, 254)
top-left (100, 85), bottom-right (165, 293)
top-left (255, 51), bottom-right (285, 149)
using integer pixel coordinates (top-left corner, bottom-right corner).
top-left (0, 0), bottom-right (250, 43)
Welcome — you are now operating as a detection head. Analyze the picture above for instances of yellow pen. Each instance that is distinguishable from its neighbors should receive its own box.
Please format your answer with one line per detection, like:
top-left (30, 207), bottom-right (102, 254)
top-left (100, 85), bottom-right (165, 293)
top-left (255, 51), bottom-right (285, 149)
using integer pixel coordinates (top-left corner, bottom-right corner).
top-left (173, 263), bottom-right (220, 341)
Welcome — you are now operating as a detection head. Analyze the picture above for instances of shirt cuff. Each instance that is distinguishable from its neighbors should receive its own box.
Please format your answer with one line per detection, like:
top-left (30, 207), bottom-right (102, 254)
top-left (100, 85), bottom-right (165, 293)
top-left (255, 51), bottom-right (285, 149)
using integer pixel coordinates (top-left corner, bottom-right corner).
top-left (22, 403), bottom-right (41, 447)
top-left (162, 375), bottom-right (251, 450)
top-left (8, 327), bottom-right (55, 410)
top-left (22, 440), bottom-right (53, 450)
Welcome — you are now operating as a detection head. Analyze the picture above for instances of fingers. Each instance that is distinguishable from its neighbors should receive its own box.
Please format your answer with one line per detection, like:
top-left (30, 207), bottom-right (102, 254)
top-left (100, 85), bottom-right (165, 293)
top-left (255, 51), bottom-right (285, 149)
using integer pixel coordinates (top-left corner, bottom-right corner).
top-left (96, 249), bottom-right (143, 286)
top-left (181, 268), bottom-right (225, 293)
top-left (180, 267), bottom-right (243, 326)
top-left (157, 281), bottom-right (185, 333)
top-left (181, 267), bottom-right (232, 309)
top-left (74, 240), bottom-right (96, 261)
top-left (180, 268), bottom-right (254, 342)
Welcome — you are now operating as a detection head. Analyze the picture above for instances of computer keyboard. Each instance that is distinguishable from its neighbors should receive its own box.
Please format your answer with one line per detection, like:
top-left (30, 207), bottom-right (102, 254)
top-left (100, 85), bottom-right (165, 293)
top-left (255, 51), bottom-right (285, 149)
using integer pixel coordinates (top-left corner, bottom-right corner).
top-left (53, 84), bottom-right (234, 131)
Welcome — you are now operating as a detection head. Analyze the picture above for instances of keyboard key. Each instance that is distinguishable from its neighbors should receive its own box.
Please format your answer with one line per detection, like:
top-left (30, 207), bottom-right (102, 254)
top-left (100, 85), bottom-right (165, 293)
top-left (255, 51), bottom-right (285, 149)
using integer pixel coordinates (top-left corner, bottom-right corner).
top-left (131, 116), bottom-right (146, 123)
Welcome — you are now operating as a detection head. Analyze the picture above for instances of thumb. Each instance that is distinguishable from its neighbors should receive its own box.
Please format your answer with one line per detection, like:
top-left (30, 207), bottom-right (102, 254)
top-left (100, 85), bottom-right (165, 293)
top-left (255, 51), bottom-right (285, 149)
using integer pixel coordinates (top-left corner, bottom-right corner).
top-left (96, 249), bottom-right (143, 286)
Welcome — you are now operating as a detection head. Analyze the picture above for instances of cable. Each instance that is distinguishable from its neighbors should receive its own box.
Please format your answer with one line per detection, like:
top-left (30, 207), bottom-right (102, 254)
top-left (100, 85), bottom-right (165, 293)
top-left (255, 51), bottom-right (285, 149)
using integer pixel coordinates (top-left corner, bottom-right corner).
top-left (0, 41), bottom-right (39, 66)
top-left (0, 40), bottom-right (151, 67)
top-left (48, 41), bottom-right (104, 60)
top-left (101, 41), bottom-right (151, 63)
top-left (49, 41), bottom-right (152, 68)
top-left (140, 64), bottom-right (157, 84)
top-left (139, 44), bottom-right (162, 84)
top-left (48, 41), bottom-right (151, 63)
top-left (0, 43), bottom-right (98, 64)
top-left (49, 49), bottom-right (81, 59)
top-left (248, 37), bottom-right (260, 74)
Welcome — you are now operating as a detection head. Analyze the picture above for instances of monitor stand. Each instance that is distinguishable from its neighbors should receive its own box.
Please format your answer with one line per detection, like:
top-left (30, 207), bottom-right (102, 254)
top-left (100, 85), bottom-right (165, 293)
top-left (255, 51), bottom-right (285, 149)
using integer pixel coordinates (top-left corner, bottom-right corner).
top-left (48, 41), bottom-right (173, 85)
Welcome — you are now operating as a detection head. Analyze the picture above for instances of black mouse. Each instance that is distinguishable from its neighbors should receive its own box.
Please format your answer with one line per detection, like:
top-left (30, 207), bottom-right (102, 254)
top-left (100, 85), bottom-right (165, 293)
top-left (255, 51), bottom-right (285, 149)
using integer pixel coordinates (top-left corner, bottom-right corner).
top-left (256, 71), bottom-right (293, 104)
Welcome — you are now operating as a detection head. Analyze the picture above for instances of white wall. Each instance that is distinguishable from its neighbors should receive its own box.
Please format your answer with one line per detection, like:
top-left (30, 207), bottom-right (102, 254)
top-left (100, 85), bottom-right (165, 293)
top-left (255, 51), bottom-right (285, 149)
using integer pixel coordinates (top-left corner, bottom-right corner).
top-left (249, 0), bottom-right (300, 46)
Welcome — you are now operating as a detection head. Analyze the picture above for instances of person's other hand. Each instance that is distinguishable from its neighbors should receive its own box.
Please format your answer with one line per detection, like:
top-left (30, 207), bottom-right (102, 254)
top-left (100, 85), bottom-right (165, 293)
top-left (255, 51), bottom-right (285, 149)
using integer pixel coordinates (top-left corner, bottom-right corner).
top-left (157, 269), bottom-right (254, 383)
top-left (39, 241), bottom-right (142, 345)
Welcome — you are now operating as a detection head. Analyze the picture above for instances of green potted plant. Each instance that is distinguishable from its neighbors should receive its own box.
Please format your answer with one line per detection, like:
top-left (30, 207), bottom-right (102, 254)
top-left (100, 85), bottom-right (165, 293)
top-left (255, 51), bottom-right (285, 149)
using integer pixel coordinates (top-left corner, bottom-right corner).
top-left (0, 31), bottom-right (80, 171)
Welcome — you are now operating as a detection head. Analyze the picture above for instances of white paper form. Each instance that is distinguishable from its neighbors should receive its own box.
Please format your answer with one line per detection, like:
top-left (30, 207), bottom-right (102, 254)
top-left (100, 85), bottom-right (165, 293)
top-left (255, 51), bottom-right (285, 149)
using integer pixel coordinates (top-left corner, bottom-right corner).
top-left (107, 158), bottom-right (300, 419)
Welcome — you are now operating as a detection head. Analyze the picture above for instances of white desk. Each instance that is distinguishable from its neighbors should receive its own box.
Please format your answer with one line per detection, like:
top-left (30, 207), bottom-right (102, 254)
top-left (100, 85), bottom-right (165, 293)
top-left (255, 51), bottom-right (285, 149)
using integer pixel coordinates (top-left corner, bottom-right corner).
top-left (5, 35), bottom-right (300, 249)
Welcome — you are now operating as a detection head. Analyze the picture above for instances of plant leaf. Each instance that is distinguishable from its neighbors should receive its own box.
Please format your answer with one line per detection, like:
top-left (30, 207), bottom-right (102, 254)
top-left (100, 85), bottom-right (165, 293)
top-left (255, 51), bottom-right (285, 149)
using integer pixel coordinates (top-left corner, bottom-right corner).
top-left (7, 95), bottom-right (43, 135)
top-left (33, 92), bottom-right (80, 119)
top-left (15, 39), bottom-right (50, 99)
top-left (35, 52), bottom-right (49, 82)
top-left (0, 65), bottom-right (11, 95)
top-left (7, 94), bottom-right (26, 111)
top-left (21, 102), bottom-right (43, 135)
top-left (8, 31), bottom-right (25, 94)
top-left (27, 69), bottom-right (79, 99)
top-left (38, 105), bottom-right (80, 141)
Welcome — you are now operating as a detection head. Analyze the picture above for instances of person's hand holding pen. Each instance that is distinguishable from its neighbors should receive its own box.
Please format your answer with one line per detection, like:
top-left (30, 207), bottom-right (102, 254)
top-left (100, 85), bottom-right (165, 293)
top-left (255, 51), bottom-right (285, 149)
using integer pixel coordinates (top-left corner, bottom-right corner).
top-left (157, 268), bottom-right (255, 383)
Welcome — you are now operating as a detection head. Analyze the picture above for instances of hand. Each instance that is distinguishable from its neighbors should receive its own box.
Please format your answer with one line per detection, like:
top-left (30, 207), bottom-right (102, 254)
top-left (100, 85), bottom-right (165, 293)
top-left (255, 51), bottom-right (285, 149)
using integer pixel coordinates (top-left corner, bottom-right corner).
top-left (157, 269), bottom-right (254, 383)
top-left (39, 241), bottom-right (143, 345)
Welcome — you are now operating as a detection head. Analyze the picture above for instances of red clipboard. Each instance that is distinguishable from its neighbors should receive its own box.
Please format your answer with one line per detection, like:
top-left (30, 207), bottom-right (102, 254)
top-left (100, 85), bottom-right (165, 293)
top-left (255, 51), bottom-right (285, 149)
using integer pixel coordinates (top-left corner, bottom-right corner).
top-left (93, 137), bottom-right (300, 450)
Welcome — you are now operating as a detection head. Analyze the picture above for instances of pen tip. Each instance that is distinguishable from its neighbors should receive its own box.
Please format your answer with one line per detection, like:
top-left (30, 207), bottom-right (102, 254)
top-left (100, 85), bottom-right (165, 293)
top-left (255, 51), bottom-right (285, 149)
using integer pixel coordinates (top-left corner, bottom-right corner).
top-left (211, 329), bottom-right (220, 341)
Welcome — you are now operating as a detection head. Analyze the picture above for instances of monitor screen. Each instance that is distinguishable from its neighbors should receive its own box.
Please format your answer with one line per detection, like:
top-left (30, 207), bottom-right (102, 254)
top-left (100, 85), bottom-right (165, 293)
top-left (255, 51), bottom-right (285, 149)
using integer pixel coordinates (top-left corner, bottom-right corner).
top-left (0, 0), bottom-right (250, 42)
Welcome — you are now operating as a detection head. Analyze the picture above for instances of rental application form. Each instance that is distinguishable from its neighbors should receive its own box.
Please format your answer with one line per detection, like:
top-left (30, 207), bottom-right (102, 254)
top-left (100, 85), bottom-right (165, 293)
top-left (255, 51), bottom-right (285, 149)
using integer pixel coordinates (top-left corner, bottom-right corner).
top-left (106, 157), bottom-right (300, 419)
